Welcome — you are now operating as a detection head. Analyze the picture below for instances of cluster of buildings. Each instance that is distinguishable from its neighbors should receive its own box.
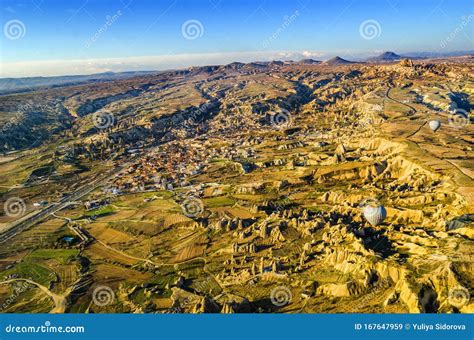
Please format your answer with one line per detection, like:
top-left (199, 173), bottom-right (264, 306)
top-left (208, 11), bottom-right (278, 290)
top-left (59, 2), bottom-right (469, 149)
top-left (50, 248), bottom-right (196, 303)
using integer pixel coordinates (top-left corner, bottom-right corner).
top-left (110, 138), bottom-right (252, 193)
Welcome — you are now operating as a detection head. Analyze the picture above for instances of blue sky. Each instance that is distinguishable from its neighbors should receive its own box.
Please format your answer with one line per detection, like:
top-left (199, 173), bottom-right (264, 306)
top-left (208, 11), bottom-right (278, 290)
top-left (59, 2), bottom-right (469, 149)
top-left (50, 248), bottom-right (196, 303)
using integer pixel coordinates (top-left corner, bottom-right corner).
top-left (0, 0), bottom-right (473, 77)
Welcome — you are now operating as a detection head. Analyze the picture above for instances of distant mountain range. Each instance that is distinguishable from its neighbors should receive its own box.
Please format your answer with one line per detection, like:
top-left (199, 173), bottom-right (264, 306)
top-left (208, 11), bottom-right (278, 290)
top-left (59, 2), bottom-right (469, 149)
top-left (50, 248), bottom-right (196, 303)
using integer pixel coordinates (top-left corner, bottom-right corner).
top-left (403, 50), bottom-right (474, 59)
top-left (366, 50), bottom-right (474, 62)
top-left (322, 56), bottom-right (356, 65)
top-left (331, 50), bottom-right (473, 64)
top-left (0, 71), bottom-right (157, 95)
top-left (367, 51), bottom-right (402, 62)
top-left (299, 59), bottom-right (321, 64)
top-left (1, 50), bottom-right (472, 94)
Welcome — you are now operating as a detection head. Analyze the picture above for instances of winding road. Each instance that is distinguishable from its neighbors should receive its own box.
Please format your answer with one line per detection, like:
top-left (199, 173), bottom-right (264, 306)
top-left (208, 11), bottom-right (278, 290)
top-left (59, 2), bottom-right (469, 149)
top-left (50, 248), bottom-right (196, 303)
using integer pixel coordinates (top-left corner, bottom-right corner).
top-left (385, 87), bottom-right (418, 113)
top-left (0, 154), bottom-right (142, 244)
top-left (0, 278), bottom-right (70, 313)
top-left (385, 87), bottom-right (425, 137)
top-left (384, 86), bottom-right (473, 183)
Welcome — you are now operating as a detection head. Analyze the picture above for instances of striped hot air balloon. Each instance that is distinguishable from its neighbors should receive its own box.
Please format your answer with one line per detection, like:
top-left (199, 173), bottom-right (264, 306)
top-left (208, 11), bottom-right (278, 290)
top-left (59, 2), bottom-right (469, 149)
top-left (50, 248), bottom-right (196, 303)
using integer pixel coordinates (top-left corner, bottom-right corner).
top-left (429, 120), bottom-right (441, 132)
top-left (363, 205), bottom-right (387, 226)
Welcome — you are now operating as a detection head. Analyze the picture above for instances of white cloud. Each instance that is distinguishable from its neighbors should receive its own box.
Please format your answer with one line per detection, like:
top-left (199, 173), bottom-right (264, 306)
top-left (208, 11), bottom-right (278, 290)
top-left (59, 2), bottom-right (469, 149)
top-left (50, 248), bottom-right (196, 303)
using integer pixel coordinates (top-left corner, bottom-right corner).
top-left (3, 6), bottom-right (16, 13)
top-left (0, 51), bottom-right (334, 78)
top-left (301, 51), bottom-right (325, 58)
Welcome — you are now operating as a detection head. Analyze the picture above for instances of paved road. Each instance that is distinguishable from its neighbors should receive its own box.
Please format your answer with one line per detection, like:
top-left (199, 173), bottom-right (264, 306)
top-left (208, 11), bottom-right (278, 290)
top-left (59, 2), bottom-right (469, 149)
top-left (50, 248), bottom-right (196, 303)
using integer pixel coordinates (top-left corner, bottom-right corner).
top-left (385, 87), bottom-right (418, 114)
top-left (385, 86), bottom-right (473, 181)
top-left (385, 87), bottom-right (430, 139)
top-left (446, 159), bottom-right (474, 180)
top-left (0, 157), bottom-right (137, 244)
top-left (0, 278), bottom-right (69, 313)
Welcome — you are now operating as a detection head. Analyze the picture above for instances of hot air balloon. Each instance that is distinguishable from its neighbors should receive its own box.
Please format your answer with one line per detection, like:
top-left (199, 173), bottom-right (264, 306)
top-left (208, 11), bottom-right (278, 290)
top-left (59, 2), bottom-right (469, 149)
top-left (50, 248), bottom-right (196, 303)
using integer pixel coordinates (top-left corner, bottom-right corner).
top-left (429, 120), bottom-right (441, 132)
top-left (363, 204), bottom-right (387, 226)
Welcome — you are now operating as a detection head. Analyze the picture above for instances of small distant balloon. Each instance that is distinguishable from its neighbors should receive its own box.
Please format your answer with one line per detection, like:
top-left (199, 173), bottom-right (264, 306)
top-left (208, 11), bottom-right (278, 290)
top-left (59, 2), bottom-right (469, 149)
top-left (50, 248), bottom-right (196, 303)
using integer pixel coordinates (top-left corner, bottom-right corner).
top-left (429, 120), bottom-right (441, 132)
top-left (363, 205), bottom-right (387, 226)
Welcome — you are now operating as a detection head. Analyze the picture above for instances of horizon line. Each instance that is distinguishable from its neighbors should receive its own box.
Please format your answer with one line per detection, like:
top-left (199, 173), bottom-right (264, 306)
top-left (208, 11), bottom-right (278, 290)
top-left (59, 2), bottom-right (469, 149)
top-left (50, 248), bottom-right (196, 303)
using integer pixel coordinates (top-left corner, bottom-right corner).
top-left (1, 49), bottom-right (473, 79)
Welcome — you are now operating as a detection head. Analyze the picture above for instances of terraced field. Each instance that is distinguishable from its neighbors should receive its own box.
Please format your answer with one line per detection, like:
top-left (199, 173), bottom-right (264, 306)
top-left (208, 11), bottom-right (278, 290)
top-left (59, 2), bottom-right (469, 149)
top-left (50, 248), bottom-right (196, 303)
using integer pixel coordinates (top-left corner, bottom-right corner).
top-left (0, 58), bottom-right (472, 314)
